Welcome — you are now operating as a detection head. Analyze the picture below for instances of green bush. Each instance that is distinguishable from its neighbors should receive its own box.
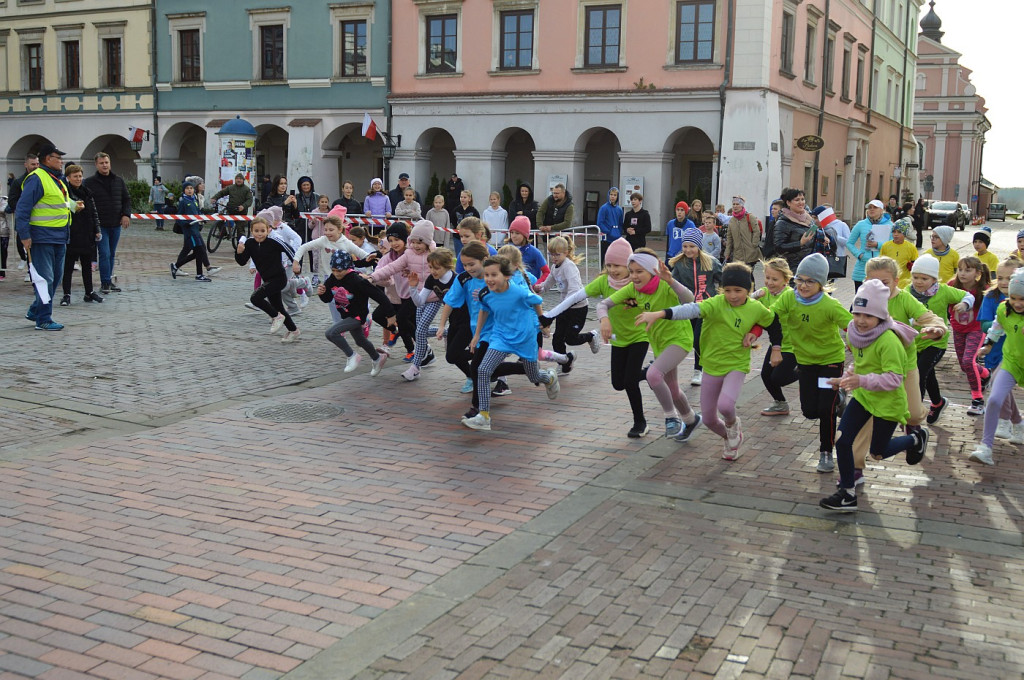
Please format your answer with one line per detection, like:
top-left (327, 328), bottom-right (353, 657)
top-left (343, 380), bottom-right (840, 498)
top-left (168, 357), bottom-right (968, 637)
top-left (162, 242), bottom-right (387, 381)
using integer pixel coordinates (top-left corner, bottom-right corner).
top-left (427, 173), bottom-right (440, 204)
top-left (127, 179), bottom-right (151, 213)
top-left (164, 180), bottom-right (183, 207)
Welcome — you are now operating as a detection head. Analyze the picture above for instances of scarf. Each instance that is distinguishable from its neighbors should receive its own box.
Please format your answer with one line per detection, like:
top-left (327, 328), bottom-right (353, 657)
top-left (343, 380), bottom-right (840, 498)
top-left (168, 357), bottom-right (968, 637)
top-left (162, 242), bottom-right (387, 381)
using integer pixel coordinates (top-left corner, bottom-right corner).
top-left (781, 207), bottom-right (813, 227)
top-left (846, 318), bottom-right (918, 349)
top-left (637, 276), bottom-right (661, 296)
top-left (796, 290), bottom-right (824, 306)
top-left (732, 206), bottom-right (748, 220)
top-left (608, 271), bottom-right (631, 290)
top-left (931, 245), bottom-right (950, 257)
top-left (909, 282), bottom-right (938, 304)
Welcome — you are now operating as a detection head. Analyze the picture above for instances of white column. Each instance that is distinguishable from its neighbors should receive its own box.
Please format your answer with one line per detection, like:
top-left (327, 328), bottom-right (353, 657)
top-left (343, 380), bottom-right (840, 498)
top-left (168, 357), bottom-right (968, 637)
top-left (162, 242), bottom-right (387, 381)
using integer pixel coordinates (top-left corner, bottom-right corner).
top-left (453, 149), bottom-right (506, 201)
top-left (958, 133), bottom-right (973, 203)
top-left (719, 89), bottom-right (781, 218)
top-left (931, 130), bottom-right (946, 198)
top-left (618, 151), bottom-right (674, 231)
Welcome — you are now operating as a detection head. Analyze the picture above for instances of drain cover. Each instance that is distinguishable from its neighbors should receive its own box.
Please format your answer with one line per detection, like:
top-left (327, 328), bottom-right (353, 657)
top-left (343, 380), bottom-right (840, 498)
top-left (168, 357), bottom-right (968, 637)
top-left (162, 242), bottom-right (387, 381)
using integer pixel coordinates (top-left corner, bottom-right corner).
top-left (249, 403), bottom-right (345, 423)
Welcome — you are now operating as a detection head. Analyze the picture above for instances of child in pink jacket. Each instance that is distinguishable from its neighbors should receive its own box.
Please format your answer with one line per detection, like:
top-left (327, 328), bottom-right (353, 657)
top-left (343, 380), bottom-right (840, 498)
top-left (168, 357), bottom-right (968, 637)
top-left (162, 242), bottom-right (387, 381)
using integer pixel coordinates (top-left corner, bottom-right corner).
top-left (369, 220), bottom-right (437, 360)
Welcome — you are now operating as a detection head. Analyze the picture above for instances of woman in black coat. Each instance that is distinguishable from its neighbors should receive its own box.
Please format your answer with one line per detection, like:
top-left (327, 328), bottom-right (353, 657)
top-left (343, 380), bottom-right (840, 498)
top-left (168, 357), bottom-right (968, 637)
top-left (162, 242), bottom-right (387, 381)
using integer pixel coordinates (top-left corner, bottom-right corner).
top-left (62, 164), bottom-right (103, 305)
top-left (262, 174), bottom-right (300, 225)
top-left (507, 181), bottom-right (539, 229)
top-left (773, 188), bottom-right (816, 271)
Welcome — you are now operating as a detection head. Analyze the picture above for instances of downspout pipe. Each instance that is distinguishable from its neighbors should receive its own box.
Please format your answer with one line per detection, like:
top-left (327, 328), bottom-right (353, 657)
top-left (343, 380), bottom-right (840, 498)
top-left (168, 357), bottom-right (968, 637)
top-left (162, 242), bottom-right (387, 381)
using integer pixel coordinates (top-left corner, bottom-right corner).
top-left (384, 5), bottom-right (394, 190)
top-left (896, 0), bottom-right (912, 201)
top-left (812, 0), bottom-right (831, 206)
top-left (714, 0), bottom-right (735, 208)
top-left (150, 2), bottom-right (160, 184)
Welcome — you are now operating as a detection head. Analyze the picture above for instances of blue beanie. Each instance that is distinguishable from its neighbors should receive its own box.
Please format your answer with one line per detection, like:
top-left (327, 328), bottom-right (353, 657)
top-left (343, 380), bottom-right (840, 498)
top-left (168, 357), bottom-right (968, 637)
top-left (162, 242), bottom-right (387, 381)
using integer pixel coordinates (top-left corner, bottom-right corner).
top-left (682, 227), bottom-right (703, 249)
top-left (329, 249), bottom-right (353, 271)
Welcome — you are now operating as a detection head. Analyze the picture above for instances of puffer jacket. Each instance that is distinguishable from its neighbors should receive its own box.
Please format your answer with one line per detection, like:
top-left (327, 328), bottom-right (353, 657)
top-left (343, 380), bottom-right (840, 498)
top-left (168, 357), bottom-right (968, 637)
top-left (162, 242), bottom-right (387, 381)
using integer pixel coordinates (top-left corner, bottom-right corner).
top-left (370, 221), bottom-right (437, 302)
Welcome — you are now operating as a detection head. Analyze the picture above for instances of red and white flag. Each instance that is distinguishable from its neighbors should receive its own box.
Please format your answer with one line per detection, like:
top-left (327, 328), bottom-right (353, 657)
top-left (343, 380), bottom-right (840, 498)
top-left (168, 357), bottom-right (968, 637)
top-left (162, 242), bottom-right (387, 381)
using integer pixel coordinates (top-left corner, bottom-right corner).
top-left (128, 126), bottom-right (145, 143)
top-left (361, 113), bottom-right (378, 141)
top-left (815, 207), bottom-right (837, 228)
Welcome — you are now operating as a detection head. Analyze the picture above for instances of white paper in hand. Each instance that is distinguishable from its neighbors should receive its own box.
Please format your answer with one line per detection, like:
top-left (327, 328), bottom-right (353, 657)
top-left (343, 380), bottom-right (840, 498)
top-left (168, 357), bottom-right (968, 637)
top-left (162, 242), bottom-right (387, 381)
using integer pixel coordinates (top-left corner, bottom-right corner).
top-left (29, 262), bottom-right (51, 304)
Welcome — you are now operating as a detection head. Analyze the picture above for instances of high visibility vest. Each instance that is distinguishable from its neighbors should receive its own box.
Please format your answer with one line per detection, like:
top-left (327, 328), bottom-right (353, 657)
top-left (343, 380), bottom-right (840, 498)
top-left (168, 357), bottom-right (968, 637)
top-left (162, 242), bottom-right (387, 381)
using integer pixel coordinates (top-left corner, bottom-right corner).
top-left (23, 168), bottom-right (72, 229)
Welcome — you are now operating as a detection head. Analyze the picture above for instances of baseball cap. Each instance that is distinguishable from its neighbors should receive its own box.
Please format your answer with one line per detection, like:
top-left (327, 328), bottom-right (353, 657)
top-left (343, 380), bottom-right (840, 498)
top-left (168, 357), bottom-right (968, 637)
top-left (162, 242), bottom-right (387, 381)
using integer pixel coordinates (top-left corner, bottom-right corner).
top-left (866, 199), bottom-right (885, 210)
top-left (38, 143), bottom-right (66, 158)
top-left (398, 173), bottom-right (410, 180)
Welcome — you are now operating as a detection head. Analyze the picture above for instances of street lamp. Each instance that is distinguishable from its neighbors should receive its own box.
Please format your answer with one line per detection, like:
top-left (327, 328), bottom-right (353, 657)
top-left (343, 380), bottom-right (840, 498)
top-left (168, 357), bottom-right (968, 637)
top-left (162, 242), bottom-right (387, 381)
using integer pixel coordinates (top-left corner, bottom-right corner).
top-left (127, 127), bottom-right (158, 183)
top-left (379, 131), bottom-right (401, 189)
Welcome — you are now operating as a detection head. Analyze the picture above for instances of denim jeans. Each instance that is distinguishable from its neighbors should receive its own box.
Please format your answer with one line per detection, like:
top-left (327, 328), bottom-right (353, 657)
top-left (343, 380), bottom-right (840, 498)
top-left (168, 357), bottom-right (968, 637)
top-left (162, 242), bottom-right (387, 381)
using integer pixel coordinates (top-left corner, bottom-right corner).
top-left (97, 225), bottom-right (122, 285)
top-left (28, 242), bottom-right (66, 324)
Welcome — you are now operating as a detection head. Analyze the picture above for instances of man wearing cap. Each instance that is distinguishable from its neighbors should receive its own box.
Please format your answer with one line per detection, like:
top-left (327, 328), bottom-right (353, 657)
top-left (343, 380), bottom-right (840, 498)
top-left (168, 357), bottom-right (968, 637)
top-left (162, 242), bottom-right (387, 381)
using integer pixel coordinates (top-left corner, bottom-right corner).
top-left (210, 173), bottom-right (254, 215)
top-left (388, 173), bottom-right (422, 216)
top-left (16, 143), bottom-right (81, 331)
top-left (84, 152), bottom-right (131, 294)
top-left (847, 199), bottom-right (892, 291)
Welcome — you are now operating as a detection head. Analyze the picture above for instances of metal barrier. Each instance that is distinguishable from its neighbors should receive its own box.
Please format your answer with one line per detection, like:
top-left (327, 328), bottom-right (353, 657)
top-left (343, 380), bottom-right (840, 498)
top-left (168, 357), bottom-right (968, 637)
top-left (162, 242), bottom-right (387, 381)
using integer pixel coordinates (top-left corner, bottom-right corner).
top-left (526, 225), bottom-right (603, 281)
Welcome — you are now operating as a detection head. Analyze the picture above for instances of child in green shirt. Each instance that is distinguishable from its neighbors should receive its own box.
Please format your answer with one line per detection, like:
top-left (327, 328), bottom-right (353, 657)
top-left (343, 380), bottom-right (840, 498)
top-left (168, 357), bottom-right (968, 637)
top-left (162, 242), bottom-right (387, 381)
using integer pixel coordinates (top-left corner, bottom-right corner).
top-left (636, 262), bottom-right (782, 460)
top-left (598, 248), bottom-right (701, 441)
top-left (907, 254), bottom-right (973, 421)
top-left (752, 257), bottom-right (798, 416)
top-left (820, 279), bottom-right (928, 512)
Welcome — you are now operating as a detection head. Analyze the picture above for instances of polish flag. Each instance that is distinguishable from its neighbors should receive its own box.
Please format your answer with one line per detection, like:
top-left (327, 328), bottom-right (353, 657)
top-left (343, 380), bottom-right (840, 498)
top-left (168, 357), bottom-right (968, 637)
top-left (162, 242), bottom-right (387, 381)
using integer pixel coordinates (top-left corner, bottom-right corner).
top-left (815, 207), bottom-right (837, 228)
top-left (361, 113), bottom-right (378, 141)
top-left (128, 127), bottom-right (145, 143)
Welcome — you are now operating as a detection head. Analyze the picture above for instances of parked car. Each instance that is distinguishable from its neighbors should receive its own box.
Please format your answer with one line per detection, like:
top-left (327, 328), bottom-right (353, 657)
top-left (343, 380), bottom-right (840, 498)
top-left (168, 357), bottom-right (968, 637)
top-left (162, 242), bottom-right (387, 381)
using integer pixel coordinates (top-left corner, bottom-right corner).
top-left (960, 203), bottom-right (972, 223)
top-left (988, 202), bottom-right (1007, 221)
top-left (927, 201), bottom-right (968, 230)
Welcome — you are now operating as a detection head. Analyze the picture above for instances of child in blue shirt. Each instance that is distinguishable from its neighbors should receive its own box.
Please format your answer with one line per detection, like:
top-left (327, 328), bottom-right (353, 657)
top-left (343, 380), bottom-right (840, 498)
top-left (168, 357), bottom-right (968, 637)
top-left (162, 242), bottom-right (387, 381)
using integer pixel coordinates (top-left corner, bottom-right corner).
top-left (507, 216), bottom-right (549, 283)
top-left (664, 201), bottom-right (695, 264)
top-left (979, 256), bottom-right (1024, 440)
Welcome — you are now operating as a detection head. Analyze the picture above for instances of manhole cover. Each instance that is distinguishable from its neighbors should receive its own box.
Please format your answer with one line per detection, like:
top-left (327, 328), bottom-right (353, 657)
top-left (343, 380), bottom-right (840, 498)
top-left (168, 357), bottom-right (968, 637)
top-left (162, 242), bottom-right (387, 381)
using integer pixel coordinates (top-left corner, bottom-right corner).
top-left (249, 403), bottom-right (345, 423)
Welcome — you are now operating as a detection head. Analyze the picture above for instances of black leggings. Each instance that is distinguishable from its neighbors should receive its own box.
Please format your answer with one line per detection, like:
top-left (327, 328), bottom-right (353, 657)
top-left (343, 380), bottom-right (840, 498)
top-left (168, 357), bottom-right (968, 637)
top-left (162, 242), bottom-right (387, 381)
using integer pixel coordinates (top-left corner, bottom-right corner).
top-left (610, 342), bottom-right (650, 428)
top-left (917, 346), bottom-right (945, 405)
top-left (552, 306), bottom-right (592, 354)
top-left (62, 247), bottom-right (96, 295)
top-left (797, 362), bottom-right (844, 453)
top-left (251, 276), bottom-right (296, 331)
top-left (445, 319), bottom-right (474, 379)
top-left (761, 350), bottom-right (798, 402)
top-left (836, 398), bottom-right (915, 489)
top-left (374, 297), bottom-right (416, 352)
top-left (469, 339), bottom-right (527, 409)
top-left (174, 234), bottom-right (210, 274)
top-left (1, 236), bottom-right (8, 272)
top-left (691, 318), bottom-right (703, 370)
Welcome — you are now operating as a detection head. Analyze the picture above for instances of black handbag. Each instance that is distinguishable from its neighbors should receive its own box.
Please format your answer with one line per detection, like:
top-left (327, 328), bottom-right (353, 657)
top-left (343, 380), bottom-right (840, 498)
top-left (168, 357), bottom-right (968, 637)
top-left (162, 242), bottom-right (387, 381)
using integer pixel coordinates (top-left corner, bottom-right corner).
top-left (173, 222), bottom-right (183, 234)
top-left (827, 253), bottom-right (847, 279)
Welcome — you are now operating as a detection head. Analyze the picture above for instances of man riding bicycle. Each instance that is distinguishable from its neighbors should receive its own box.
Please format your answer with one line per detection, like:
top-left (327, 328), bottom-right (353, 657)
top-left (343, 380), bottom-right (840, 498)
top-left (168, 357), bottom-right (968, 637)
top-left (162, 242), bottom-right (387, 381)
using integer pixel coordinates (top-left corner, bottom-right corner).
top-left (210, 173), bottom-right (253, 215)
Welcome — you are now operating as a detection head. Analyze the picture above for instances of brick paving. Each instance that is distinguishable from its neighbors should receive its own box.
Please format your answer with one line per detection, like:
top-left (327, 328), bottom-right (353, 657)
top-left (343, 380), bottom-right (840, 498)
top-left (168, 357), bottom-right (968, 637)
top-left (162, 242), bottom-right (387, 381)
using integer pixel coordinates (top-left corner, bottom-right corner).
top-left (0, 220), bottom-right (1020, 679)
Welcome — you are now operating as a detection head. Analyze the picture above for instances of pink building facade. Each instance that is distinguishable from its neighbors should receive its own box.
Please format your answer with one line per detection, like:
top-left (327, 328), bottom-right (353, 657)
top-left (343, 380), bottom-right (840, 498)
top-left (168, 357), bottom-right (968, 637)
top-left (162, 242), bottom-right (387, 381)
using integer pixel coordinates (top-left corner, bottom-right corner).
top-left (913, 3), bottom-right (990, 215)
top-left (389, 0), bottom-right (919, 228)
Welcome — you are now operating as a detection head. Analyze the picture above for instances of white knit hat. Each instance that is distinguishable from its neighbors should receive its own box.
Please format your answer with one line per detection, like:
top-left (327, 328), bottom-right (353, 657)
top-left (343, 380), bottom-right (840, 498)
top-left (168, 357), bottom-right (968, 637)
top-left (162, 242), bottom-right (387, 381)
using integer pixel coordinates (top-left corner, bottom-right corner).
top-left (912, 254), bottom-right (940, 280)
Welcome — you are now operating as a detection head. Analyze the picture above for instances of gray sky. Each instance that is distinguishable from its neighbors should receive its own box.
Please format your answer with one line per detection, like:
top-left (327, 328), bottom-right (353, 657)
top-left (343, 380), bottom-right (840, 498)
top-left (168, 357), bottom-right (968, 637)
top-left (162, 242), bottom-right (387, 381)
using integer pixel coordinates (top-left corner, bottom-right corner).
top-left (920, 1), bottom-right (1019, 188)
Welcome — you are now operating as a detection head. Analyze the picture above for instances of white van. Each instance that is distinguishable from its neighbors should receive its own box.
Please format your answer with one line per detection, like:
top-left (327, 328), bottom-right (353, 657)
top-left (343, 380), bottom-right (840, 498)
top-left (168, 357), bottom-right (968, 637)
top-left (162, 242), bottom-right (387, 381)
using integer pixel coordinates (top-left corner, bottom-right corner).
top-left (988, 203), bottom-right (1007, 221)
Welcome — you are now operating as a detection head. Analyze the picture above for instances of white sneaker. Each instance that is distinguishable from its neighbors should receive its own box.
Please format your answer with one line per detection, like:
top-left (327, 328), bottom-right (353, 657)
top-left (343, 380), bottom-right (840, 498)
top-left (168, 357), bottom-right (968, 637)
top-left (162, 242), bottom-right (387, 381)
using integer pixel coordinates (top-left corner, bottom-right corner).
top-left (726, 417), bottom-right (743, 450)
top-left (73, 262), bottom-right (81, 271)
top-left (995, 419), bottom-right (1012, 440)
top-left (544, 370), bottom-right (560, 400)
top-left (461, 413), bottom-right (492, 431)
top-left (402, 365), bottom-right (420, 381)
top-left (968, 444), bottom-right (994, 466)
top-left (206, 266), bottom-right (222, 276)
top-left (17, 261), bottom-right (25, 270)
top-left (344, 353), bottom-right (361, 373)
top-left (298, 292), bottom-right (310, 308)
top-left (24, 273), bottom-right (31, 282)
top-left (280, 330), bottom-right (301, 343)
top-left (587, 331), bottom-right (601, 354)
top-left (244, 302), bottom-right (259, 311)
top-left (1011, 421), bottom-right (1024, 445)
top-left (690, 371), bottom-right (703, 387)
top-left (370, 352), bottom-right (387, 377)
top-left (269, 315), bottom-right (286, 334)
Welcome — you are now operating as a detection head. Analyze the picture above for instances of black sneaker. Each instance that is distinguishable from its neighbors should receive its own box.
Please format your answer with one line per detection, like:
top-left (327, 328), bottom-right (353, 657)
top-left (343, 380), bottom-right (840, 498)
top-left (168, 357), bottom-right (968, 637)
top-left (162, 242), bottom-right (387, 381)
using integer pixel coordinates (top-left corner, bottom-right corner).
top-left (561, 351), bottom-right (576, 374)
top-left (106, 283), bottom-right (122, 292)
top-left (674, 413), bottom-right (703, 442)
top-left (981, 371), bottom-right (992, 392)
top-left (170, 263), bottom-right (178, 279)
top-left (491, 380), bottom-right (511, 397)
top-left (926, 397), bottom-right (947, 424)
top-left (819, 489), bottom-right (858, 512)
top-left (195, 274), bottom-right (212, 282)
top-left (421, 349), bottom-right (435, 367)
top-left (59, 294), bottom-right (71, 307)
top-left (84, 291), bottom-right (104, 303)
top-left (463, 407), bottom-right (479, 420)
top-left (906, 427), bottom-right (929, 466)
top-left (100, 284), bottom-right (110, 294)
top-left (627, 422), bottom-right (649, 438)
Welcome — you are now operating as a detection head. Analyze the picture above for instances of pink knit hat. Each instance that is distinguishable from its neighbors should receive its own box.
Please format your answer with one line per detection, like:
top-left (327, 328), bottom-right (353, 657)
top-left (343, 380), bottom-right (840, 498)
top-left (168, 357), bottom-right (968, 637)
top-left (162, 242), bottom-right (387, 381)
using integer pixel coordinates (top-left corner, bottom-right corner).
top-left (852, 279), bottom-right (891, 320)
top-left (604, 237), bottom-right (633, 267)
top-left (409, 220), bottom-right (437, 249)
top-left (509, 215), bottom-right (531, 239)
top-left (327, 205), bottom-right (348, 222)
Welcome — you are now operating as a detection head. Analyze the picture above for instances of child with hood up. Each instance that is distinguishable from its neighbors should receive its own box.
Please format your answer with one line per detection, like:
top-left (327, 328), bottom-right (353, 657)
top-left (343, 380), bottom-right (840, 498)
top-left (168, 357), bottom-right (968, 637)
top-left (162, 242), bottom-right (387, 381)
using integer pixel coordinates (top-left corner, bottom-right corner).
top-left (596, 187), bottom-right (624, 263)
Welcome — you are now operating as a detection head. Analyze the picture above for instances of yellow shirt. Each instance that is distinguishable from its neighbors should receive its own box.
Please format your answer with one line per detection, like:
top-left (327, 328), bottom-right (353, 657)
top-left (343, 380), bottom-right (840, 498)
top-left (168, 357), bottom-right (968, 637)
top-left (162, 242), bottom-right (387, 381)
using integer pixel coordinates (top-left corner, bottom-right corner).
top-left (880, 240), bottom-right (919, 288)
top-left (975, 249), bottom-right (999, 275)
top-left (927, 248), bottom-right (960, 284)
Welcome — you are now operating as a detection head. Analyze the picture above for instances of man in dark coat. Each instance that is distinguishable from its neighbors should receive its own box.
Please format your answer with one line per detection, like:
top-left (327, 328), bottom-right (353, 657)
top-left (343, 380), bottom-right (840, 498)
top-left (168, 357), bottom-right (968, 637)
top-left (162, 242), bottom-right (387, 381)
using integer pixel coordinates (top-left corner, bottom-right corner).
top-left (83, 152), bottom-right (131, 293)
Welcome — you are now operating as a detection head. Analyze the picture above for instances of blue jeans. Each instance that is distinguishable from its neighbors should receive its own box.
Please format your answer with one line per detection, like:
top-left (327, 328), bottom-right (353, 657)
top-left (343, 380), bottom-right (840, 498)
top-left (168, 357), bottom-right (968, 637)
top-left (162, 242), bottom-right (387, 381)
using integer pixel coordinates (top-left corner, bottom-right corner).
top-left (28, 242), bottom-right (66, 324)
top-left (97, 225), bottom-right (122, 285)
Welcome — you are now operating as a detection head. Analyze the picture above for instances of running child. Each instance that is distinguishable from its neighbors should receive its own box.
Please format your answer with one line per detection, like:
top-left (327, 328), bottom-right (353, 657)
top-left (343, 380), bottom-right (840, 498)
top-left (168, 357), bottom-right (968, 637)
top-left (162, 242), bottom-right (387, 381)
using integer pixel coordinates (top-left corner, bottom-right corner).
top-left (971, 269), bottom-right (1024, 465)
top-left (454, 217), bottom-right (496, 273)
top-left (819, 279), bottom-right (928, 512)
top-left (507, 216), bottom-right (549, 282)
top-left (669, 227), bottom-right (722, 387)
top-left (599, 250), bottom-right (702, 441)
top-left (752, 257), bottom-right (798, 416)
top-left (949, 256), bottom-right (991, 415)
top-left (906, 254), bottom-right (973, 421)
top-left (535, 235), bottom-right (601, 368)
top-left (462, 255), bottom-right (560, 431)
top-left (235, 215), bottom-right (300, 342)
top-left (436, 241), bottom-right (489, 396)
top-left (972, 228), bottom-right (999, 274)
top-left (293, 209), bottom-right (376, 320)
top-left (978, 256), bottom-right (1024, 442)
top-left (544, 238), bottom-right (651, 437)
top-left (403, 247), bottom-right (458, 381)
top-left (636, 262), bottom-right (781, 460)
top-left (320, 250), bottom-right (394, 376)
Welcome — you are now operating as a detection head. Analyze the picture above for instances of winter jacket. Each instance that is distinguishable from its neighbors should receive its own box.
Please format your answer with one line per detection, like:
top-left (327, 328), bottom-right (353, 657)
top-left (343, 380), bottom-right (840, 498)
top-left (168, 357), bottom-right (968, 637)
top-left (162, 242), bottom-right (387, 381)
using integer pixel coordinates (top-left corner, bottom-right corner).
top-left (538, 192), bottom-right (574, 231)
top-left (508, 182), bottom-right (539, 229)
top-left (596, 189), bottom-right (624, 242)
top-left (725, 212), bottom-right (763, 264)
top-left (388, 185), bottom-right (422, 213)
top-left (363, 192), bottom-right (391, 216)
top-left (672, 254), bottom-right (722, 302)
top-left (621, 207), bottom-right (651, 249)
top-left (331, 196), bottom-right (363, 216)
top-left (665, 218), bottom-right (695, 263)
top-left (67, 183), bottom-right (101, 251)
top-left (773, 215), bottom-right (813, 270)
top-left (848, 213), bottom-right (894, 282)
top-left (83, 171), bottom-right (131, 228)
top-left (210, 183), bottom-right (253, 214)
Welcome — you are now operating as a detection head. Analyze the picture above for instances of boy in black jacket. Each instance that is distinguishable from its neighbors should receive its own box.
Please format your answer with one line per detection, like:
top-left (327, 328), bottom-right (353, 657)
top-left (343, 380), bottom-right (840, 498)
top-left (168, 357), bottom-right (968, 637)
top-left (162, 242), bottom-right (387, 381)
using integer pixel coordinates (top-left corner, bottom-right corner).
top-left (319, 250), bottom-right (396, 376)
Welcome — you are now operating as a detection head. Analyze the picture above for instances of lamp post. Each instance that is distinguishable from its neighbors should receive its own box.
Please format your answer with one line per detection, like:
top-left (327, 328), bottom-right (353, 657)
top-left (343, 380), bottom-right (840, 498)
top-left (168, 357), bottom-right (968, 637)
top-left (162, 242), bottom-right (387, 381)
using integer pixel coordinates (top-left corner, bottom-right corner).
top-left (380, 131), bottom-right (401, 191)
top-left (127, 127), bottom-right (158, 183)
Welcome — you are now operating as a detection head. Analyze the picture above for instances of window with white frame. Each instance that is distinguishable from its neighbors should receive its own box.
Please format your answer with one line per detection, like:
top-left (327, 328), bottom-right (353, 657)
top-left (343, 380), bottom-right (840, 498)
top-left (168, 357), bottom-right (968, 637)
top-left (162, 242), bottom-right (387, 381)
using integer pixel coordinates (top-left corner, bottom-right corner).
top-left (167, 12), bottom-right (206, 84)
top-left (500, 9), bottom-right (534, 70)
top-left (248, 7), bottom-right (290, 82)
top-left (840, 37), bottom-right (853, 101)
top-left (804, 22), bottom-right (816, 82)
top-left (331, 3), bottom-right (373, 79)
top-left (855, 47), bottom-right (867, 104)
top-left (55, 24), bottom-right (83, 90)
top-left (0, 31), bottom-right (9, 92)
top-left (94, 21), bottom-right (126, 89)
top-left (915, 72), bottom-right (926, 90)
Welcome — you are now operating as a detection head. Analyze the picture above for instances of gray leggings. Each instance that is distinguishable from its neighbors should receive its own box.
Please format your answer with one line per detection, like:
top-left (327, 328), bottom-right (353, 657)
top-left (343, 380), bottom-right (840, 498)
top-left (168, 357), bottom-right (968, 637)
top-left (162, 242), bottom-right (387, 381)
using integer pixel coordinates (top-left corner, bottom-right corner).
top-left (477, 348), bottom-right (545, 413)
top-left (646, 344), bottom-right (694, 418)
top-left (326, 317), bottom-right (379, 360)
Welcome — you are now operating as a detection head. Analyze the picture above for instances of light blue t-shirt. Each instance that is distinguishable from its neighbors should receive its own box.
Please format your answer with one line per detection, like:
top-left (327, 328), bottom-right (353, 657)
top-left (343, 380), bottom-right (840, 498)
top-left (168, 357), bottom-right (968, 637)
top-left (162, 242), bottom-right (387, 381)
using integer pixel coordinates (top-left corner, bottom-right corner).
top-left (444, 274), bottom-right (493, 338)
top-left (479, 284), bottom-right (543, 360)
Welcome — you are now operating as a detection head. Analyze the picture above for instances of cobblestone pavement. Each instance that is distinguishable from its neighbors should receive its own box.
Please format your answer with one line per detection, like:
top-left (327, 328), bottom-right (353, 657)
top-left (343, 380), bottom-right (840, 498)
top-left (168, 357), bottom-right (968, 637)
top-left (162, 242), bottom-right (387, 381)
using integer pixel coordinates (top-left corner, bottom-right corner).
top-left (0, 221), bottom-right (1020, 679)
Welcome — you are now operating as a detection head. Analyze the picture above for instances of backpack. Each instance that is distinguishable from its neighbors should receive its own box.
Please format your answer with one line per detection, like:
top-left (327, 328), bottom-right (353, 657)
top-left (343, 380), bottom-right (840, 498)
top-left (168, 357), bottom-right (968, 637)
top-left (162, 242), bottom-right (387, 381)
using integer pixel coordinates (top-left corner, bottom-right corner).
top-left (761, 218), bottom-right (777, 259)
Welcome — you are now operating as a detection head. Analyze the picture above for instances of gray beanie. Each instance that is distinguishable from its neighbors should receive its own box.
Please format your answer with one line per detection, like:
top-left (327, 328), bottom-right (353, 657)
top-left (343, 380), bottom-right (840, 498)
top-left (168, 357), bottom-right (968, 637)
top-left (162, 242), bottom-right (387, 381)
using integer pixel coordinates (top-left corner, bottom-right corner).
top-left (1009, 271), bottom-right (1024, 298)
top-left (796, 253), bottom-right (830, 287)
top-left (932, 225), bottom-right (955, 247)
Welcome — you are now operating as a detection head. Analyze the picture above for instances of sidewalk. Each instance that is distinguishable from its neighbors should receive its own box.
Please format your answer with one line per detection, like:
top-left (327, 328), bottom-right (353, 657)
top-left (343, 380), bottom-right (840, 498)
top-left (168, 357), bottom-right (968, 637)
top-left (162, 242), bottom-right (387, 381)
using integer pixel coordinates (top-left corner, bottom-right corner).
top-left (0, 222), bottom-right (1020, 680)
